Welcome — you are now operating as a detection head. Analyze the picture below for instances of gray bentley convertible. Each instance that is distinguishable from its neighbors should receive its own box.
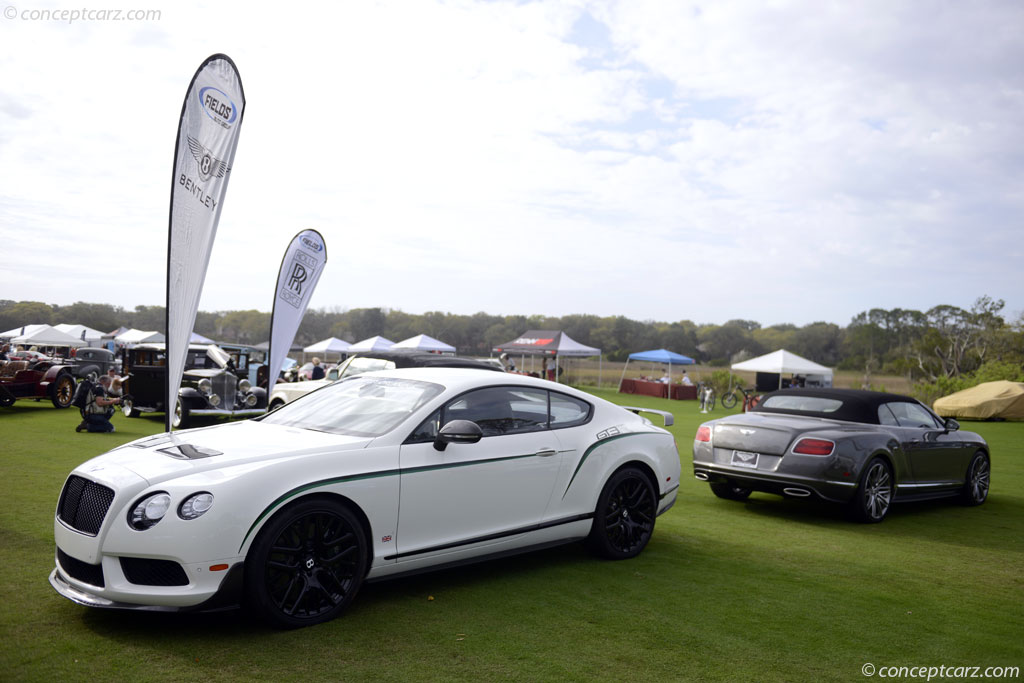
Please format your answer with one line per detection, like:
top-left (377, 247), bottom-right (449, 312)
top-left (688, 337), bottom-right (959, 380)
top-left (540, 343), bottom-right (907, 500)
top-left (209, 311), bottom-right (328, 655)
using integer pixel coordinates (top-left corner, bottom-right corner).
top-left (692, 388), bottom-right (990, 522)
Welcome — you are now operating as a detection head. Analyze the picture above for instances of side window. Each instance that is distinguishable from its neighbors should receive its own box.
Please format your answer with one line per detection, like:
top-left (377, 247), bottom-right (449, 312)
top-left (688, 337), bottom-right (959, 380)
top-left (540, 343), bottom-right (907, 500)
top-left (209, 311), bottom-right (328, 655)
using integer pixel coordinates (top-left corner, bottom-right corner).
top-left (405, 409), bottom-right (441, 444)
top-left (445, 387), bottom-right (548, 437)
top-left (550, 392), bottom-right (591, 429)
top-left (877, 404), bottom-right (898, 426)
top-left (888, 402), bottom-right (941, 428)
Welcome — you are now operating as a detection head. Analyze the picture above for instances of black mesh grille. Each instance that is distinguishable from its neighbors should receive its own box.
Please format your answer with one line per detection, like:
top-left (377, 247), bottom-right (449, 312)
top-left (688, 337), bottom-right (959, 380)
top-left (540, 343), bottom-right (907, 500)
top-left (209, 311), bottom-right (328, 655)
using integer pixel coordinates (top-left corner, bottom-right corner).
top-left (57, 475), bottom-right (115, 535)
top-left (57, 548), bottom-right (104, 587)
top-left (120, 557), bottom-right (189, 586)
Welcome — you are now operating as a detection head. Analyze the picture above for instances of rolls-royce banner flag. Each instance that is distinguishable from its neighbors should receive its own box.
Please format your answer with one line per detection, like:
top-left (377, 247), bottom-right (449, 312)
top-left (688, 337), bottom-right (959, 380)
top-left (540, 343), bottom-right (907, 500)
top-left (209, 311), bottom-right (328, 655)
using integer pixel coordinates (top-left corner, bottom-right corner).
top-left (267, 230), bottom-right (328, 388)
top-left (165, 54), bottom-right (245, 431)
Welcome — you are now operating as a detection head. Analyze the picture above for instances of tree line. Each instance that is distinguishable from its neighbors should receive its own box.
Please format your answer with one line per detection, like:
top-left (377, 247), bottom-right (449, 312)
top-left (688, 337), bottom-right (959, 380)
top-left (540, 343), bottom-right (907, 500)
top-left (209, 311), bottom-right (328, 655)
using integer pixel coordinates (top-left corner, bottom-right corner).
top-left (3, 297), bottom-right (1022, 393)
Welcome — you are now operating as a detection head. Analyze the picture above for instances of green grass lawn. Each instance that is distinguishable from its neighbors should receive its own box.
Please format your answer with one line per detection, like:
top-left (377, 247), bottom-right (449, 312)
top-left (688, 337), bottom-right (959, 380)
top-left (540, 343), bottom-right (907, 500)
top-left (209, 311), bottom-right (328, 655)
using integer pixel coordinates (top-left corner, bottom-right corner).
top-left (2, 392), bottom-right (1022, 682)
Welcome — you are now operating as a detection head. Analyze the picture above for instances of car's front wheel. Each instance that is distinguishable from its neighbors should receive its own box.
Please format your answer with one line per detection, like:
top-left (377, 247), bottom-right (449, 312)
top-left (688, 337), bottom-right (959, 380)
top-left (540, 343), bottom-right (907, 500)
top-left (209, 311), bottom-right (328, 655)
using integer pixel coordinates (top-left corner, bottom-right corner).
top-left (847, 457), bottom-right (893, 523)
top-left (960, 451), bottom-right (990, 506)
top-left (50, 373), bottom-right (76, 408)
top-left (245, 497), bottom-right (368, 629)
top-left (171, 399), bottom-right (189, 429)
top-left (709, 481), bottom-right (752, 501)
top-left (587, 467), bottom-right (657, 560)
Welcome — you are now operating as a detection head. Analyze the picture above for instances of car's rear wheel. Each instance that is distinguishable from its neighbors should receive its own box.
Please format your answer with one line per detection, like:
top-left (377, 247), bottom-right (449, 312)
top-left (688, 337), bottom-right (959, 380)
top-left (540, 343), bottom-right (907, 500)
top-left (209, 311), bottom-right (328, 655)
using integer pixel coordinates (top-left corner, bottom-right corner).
top-left (587, 467), bottom-right (657, 560)
top-left (709, 481), bottom-right (752, 501)
top-left (245, 498), bottom-right (368, 629)
top-left (847, 457), bottom-right (893, 523)
top-left (960, 451), bottom-right (990, 506)
top-left (50, 373), bottom-right (76, 408)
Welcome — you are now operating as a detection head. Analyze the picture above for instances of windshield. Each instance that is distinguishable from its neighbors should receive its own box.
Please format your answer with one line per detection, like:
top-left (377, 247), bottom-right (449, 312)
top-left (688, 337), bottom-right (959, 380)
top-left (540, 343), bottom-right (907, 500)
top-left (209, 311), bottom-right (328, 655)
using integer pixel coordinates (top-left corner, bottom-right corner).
top-left (260, 375), bottom-right (444, 437)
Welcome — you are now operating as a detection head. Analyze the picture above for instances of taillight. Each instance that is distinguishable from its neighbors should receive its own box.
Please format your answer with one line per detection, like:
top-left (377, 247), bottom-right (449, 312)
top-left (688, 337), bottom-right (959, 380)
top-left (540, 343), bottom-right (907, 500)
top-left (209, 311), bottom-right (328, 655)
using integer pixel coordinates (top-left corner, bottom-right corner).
top-left (792, 438), bottom-right (834, 455)
top-left (695, 425), bottom-right (712, 442)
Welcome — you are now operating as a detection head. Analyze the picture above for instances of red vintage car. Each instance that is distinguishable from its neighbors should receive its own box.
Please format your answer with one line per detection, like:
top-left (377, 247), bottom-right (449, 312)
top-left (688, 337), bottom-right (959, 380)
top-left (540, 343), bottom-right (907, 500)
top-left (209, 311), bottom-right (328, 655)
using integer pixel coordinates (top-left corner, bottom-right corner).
top-left (0, 358), bottom-right (77, 408)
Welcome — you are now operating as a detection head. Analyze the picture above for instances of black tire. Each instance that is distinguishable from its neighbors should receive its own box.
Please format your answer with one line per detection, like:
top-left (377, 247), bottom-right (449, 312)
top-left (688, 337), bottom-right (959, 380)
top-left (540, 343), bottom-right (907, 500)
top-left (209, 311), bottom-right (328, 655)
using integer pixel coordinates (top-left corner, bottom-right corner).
top-left (172, 399), bottom-right (190, 429)
top-left (847, 457), bottom-right (893, 523)
top-left (121, 397), bottom-right (140, 418)
top-left (587, 467), bottom-right (657, 560)
top-left (0, 392), bottom-right (14, 407)
top-left (709, 481), bottom-right (752, 501)
top-left (245, 497), bottom-right (368, 629)
top-left (960, 451), bottom-right (990, 506)
top-left (50, 373), bottom-right (76, 409)
top-left (269, 398), bottom-right (285, 411)
top-left (721, 391), bottom-right (737, 409)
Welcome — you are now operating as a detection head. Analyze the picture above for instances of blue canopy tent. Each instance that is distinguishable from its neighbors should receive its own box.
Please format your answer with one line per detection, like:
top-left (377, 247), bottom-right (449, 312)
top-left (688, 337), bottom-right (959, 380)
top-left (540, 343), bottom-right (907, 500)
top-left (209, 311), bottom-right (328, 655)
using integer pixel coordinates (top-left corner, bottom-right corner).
top-left (618, 348), bottom-right (696, 391)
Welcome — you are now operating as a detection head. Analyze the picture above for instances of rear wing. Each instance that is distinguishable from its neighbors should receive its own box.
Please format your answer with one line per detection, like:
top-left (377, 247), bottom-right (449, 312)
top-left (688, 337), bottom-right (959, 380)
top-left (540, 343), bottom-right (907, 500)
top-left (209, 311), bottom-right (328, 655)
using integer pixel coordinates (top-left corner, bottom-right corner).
top-left (621, 406), bottom-right (674, 427)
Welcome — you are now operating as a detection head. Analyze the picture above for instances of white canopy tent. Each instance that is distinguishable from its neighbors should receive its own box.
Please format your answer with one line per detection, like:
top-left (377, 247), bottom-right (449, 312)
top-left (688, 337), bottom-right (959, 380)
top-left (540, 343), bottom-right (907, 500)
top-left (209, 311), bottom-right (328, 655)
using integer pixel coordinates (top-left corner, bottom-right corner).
top-left (9, 324), bottom-right (87, 348)
top-left (348, 335), bottom-right (396, 353)
top-left (1, 324), bottom-right (47, 340)
top-left (304, 337), bottom-right (353, 355)
top-left (115, 329), bottom-right (166, 346)
top-left (731, 349), bottom-right (833, 389)
top-left (53, 323), bottom-right (105, 345)
top-left (391, 334), bottom-right (456, 353)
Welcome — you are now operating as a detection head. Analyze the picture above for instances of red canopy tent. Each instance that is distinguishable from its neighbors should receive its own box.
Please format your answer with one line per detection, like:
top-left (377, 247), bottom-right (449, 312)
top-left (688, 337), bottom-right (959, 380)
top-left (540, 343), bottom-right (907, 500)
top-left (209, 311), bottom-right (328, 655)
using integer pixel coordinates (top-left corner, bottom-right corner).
top-left (492, 330), bottom-right (601, 384)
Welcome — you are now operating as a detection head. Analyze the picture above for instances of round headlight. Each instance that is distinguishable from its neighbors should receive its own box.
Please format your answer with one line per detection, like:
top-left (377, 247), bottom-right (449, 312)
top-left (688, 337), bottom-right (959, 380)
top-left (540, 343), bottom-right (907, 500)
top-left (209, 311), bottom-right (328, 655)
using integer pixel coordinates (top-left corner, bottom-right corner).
top-left (208, 393), bottom-right (221, 407)
top-left (128, 492), bottom-right (171, 530)
top-left (244, 393), bottom-right (258, 407)
top-left (179, 492), bottom-right (214, 520)
top-left (238, 379), bottom-right (252, 393)
top-left (198, 378), bottom-right (213, 394)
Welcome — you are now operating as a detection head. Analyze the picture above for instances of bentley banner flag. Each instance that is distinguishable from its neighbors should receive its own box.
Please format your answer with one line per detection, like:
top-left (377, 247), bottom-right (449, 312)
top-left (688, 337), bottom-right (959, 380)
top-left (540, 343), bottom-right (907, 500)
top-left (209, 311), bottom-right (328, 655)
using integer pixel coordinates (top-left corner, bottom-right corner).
top-left (267, 230), bottom-right (328, 387)
top-left (165, 54), bottom-right (245, 431)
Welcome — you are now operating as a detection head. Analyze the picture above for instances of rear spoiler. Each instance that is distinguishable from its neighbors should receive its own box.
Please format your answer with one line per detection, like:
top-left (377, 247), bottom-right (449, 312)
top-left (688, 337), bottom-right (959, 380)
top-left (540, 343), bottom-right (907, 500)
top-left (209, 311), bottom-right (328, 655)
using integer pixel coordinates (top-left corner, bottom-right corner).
top-left (622, 406), bottom-right (674, 427)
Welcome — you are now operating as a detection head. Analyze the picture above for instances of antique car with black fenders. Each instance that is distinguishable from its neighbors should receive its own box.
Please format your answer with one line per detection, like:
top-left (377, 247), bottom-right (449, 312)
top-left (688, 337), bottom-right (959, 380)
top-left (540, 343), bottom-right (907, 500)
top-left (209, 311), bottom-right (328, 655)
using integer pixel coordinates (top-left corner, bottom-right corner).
top-left (69, 347), bottom-right (121, 380)
top-left (692, 388), bottom-right (990, 522)
top-left (119, 343), bottom-right (266, 428)
top-left (50, 368), bottom-right (681, 628)
top-left (0, 357), bottom-right (77, 409)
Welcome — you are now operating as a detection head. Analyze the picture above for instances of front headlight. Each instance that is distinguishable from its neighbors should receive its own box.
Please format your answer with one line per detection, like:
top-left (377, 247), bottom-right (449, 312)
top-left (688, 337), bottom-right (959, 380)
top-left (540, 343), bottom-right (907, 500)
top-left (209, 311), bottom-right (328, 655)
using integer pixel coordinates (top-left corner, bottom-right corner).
top-left (198, 378), bottom-right (213, 394)
top-left (128, 492), bottom-right (171, 530)
top-left (238, 379), bottom-right (251, 393)
top-left (208, 393), bottom-right (221, 407)
top-left (244, 393), bottom-right (258, 407)
top-left (179, 492), bottom-right (214, 520)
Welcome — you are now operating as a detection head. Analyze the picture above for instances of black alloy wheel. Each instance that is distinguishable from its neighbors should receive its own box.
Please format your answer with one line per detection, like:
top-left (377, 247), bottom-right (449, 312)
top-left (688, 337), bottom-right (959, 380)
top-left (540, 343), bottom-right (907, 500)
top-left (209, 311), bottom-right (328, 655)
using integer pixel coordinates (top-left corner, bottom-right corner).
top-left (588, 467), bottom-right (657, 560)
top-left (709, 481), bottom-right (753, 501)
top-left (961, 451), bottom-right (990, 506)
top-left (246, 498), bottom-right (368, 629)
top-left (51, 373), bottom-right (76, 409)
top-left (847, 457), bottom-right (893, 523)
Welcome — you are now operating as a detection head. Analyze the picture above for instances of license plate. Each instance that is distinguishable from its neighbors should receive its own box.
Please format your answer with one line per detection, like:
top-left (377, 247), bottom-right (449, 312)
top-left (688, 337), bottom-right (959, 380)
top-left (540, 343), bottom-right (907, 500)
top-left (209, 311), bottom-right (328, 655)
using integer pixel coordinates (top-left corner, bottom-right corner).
top-left (731, 450), bottom-right (759, 468)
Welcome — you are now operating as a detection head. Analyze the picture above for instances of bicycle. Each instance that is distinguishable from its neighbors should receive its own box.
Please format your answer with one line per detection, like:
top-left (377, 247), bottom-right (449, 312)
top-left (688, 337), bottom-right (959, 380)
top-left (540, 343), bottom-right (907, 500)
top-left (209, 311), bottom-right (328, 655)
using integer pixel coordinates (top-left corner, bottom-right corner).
top-left (721, 386), bottom-right (762, 412)
top-left (697, 382), bottom-right (715, 412)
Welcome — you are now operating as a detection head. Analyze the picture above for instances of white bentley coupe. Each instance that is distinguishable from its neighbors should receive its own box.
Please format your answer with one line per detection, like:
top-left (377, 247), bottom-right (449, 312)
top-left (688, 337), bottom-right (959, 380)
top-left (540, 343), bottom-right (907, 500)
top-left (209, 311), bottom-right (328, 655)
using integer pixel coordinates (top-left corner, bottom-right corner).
top-left (51, 368), bottom-right (681, 628)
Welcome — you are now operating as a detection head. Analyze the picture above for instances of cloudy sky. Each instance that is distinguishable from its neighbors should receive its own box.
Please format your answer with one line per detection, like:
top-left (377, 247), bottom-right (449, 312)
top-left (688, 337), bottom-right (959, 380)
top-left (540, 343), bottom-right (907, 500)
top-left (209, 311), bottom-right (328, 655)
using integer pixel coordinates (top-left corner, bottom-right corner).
top-left (1, 0), bottom-right (1021, 327)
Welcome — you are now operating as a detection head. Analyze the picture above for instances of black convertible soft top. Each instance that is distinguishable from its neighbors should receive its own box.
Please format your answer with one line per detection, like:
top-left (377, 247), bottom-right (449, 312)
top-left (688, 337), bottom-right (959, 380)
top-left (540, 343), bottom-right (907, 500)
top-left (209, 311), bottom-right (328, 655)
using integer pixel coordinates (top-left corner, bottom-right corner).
top-left (750, 388), bottom-right (921, 425)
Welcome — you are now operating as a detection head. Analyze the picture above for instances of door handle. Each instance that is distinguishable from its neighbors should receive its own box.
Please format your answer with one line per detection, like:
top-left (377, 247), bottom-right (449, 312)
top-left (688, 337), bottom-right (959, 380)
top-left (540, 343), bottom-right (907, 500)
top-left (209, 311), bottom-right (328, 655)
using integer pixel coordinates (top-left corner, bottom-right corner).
top-left (536, 448), bottom-right (558, 458)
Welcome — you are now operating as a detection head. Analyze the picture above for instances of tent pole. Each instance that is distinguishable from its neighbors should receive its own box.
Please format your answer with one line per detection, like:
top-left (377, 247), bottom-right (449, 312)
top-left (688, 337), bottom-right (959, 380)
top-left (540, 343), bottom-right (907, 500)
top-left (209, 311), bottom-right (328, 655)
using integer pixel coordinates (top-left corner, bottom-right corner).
top-left (598, 355), bottom-right (602, 388)
top-left (555, 354), bottom-right (560, 383)
top-left (618, 359), bottom-right (629, 392)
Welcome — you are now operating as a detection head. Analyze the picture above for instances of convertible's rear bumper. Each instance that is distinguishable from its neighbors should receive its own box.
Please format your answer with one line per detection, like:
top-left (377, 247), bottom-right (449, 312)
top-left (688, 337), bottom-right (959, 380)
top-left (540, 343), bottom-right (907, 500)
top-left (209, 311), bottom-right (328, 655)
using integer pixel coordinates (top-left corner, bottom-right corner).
top-left (693, 463), bottom-right (857, 503)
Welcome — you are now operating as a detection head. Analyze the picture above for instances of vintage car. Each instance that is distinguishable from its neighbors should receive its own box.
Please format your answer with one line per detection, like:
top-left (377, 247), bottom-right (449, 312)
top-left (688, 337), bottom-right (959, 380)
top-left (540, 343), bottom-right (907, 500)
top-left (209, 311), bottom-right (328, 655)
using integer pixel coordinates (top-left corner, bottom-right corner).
top-left (267, 350), bottom-right (502, 408)
top-left (70, 347), bottom-right (121, 380)
top-left (119, 343), bottom-right (267, 428)
top-left (0, 358), bottom-right (77, 409)
top-left (692, 388), bottom-right (990, 523)
top-left (50, 368), bottom-right (680, 628)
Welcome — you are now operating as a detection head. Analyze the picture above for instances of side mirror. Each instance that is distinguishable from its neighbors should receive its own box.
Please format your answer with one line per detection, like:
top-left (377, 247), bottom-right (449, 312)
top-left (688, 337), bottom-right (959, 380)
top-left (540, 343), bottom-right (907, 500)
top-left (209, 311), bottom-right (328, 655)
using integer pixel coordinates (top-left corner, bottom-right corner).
top-left (433, 419), bottom-right (483, 451)
top-left (943, 417), bottom-right (960, 432)
top-left (327, 368), bottom-right (339, 381)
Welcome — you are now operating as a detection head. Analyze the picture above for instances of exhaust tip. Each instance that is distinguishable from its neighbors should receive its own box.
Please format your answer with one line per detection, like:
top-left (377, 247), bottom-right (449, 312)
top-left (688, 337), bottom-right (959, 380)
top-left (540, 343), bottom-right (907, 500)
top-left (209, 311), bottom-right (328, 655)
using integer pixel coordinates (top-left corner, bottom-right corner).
top-left (783, 487), bottom-right (811, 498)
top-left (694, 471), bottom-right (709, 481)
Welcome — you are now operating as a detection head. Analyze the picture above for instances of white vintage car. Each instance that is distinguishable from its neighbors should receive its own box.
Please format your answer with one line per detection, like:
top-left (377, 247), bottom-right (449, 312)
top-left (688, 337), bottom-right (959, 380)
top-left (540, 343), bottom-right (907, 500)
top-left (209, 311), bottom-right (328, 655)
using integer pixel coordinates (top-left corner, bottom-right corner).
top-left (51, 368), bottom-right (681, 628)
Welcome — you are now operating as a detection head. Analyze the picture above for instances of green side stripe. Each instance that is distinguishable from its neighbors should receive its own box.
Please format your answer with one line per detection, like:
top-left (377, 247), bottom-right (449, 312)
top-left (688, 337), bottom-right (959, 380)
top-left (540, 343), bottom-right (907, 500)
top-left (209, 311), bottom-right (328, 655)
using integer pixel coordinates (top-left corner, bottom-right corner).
top-left (562, 432), bottom-right (647, 498)
top-left (238, 450), bottom-right (545, 552)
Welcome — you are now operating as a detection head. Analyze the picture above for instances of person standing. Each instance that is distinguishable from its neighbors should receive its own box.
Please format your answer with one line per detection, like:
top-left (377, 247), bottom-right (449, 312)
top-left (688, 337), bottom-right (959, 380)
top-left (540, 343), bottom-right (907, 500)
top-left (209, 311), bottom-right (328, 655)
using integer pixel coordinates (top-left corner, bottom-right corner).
top-left (311, 357), bottom-right (326, 380)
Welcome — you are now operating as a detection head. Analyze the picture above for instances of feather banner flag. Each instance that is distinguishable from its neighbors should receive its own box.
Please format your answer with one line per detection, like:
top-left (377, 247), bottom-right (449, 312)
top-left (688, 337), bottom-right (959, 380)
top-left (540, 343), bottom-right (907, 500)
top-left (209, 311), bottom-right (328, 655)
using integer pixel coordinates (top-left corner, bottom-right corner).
top-left (165, 54), bottom-right (245, 431)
